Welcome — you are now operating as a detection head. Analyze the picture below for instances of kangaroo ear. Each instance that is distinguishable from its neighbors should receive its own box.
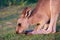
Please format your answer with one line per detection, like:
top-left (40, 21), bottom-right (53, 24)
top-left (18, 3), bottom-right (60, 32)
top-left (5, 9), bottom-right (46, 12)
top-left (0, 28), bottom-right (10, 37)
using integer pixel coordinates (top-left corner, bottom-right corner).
top-left (25, 10), bottom-right (32, 17)
top-left (22, 7), bottom-right (31, 18)
top-left (22, 7), bottom-right (28, 16)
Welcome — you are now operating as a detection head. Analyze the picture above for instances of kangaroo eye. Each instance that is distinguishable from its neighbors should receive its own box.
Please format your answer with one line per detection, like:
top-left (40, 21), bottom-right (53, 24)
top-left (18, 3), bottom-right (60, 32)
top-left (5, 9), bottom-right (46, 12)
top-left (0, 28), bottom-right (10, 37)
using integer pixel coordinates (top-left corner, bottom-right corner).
top-left (18, 23), bottom-right (21, 26)
top-left (36, 23), bottom-right (40, 26)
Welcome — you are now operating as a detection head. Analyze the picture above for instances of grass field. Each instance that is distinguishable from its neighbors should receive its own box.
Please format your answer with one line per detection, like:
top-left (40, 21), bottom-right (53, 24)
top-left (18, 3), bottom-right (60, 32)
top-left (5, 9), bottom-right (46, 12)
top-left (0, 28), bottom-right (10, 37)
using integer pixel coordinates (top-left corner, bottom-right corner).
top-left (0, 4), bottom-right (60, 40)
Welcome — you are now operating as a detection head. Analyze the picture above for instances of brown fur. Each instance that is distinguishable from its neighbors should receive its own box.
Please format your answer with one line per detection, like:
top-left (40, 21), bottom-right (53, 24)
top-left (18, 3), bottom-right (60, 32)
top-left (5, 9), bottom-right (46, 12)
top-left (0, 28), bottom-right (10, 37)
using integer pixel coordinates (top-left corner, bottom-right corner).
top-left (16, 0), bottom-right (60, 34)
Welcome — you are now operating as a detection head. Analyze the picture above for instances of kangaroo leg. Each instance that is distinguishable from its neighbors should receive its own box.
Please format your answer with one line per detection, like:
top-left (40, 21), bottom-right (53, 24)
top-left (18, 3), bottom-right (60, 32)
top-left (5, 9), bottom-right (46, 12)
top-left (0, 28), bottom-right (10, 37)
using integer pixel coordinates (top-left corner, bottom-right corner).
top-left (46, 0), bottom-right (60, 34)
top-left (52, 14), bottom-right (59, 33)
top-left (27, 17), bottom-right (49, 34)
top-left (43, 24), bottom-right (49, 30)
top-left (28, 14), bottom-right (58, 34)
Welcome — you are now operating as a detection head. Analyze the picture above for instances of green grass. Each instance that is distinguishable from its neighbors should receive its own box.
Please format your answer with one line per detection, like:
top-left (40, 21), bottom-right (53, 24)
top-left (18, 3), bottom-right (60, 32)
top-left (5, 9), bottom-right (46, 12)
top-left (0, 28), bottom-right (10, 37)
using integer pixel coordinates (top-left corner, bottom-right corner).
top-left (1, 31), bottom-right (60, 40)
top-left (1, 24), bottom-right (60, 40)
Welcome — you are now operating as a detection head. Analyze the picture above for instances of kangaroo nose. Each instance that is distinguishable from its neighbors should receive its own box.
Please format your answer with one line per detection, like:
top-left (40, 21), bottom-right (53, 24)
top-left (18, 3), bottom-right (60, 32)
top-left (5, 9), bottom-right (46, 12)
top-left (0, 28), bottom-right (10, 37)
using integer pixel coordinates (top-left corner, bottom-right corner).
top-left (18, 23), bottom-right (21, 26)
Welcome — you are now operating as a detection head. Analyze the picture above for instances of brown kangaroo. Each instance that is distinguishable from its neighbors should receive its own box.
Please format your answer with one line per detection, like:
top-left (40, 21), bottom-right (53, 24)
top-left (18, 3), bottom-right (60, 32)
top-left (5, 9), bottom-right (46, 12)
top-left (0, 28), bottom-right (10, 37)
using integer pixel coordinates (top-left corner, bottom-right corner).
top-left (16, 0), bottom-right (60, 34)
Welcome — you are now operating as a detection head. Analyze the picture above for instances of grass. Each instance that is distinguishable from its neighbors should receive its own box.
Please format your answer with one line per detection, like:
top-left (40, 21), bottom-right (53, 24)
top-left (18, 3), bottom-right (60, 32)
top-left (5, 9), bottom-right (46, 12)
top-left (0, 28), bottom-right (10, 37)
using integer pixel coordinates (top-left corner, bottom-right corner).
top-left (1, 31), bottom-right (60, 40)
top-left (0, 4), bottom-right (60, 40)
top-left (0, 24), bottom-right (60, 40)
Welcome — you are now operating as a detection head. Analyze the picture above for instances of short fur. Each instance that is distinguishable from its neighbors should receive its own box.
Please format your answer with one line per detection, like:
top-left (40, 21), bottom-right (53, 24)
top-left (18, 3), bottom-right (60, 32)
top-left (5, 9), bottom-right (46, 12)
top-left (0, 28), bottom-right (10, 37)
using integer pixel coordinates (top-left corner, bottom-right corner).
top-left (16, 0), bottom-right (60, 34)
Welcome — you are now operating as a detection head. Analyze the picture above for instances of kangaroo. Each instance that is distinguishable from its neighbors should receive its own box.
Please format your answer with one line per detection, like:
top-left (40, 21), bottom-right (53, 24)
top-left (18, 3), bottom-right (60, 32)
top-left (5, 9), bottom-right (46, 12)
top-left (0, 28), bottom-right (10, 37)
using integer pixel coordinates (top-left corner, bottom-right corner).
top-left (16, 0), bottom-right (60, 34)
